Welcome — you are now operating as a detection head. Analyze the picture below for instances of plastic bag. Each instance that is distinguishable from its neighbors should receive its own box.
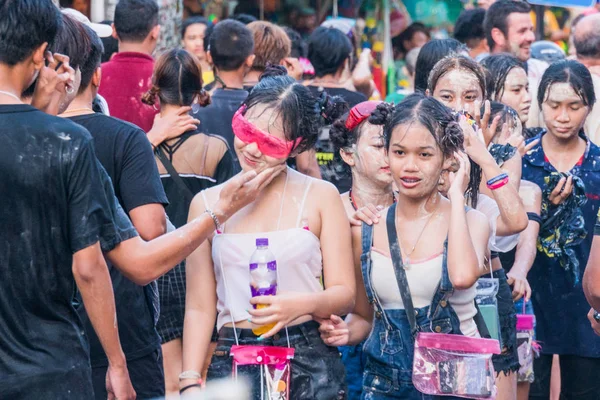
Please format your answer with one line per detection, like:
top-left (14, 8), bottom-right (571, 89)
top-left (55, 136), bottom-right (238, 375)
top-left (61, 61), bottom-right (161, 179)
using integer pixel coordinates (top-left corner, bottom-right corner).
top-left (476, 278), bottom-right (502, 346)
top-left (413, 332), bottom-right (501, 399)
top-left (516, 314), bottom-right (535, 383)
top-left (230, 345), bottom-right (295, 400)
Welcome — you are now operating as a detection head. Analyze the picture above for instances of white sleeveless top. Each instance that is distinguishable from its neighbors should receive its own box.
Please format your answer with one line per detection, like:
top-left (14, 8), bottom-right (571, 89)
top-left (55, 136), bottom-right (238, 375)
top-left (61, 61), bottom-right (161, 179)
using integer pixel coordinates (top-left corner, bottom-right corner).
top-left (203, 177), bottom-right (324, 331)
top-left (370, 247), bottom-right (479, 337)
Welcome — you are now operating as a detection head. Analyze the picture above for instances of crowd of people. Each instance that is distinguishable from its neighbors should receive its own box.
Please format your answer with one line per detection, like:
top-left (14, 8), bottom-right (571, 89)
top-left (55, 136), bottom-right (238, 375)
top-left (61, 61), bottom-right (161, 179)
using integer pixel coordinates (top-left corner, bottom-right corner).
top-left (3, 0), bottom-right (600, 399)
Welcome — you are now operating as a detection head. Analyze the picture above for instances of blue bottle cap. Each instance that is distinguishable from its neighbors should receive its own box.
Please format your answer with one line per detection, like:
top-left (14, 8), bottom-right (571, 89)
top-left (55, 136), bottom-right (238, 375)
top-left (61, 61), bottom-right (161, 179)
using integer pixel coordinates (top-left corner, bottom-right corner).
top-left (256, 238), bottom-right (269, 247)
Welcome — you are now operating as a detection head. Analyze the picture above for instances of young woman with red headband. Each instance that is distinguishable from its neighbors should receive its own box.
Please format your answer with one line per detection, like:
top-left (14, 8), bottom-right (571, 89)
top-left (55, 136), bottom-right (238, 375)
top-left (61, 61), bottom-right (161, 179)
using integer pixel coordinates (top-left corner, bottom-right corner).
top-left (329, 101), bottom-right (395, 399)
top-left (180, 67), bottom-right (355, 398)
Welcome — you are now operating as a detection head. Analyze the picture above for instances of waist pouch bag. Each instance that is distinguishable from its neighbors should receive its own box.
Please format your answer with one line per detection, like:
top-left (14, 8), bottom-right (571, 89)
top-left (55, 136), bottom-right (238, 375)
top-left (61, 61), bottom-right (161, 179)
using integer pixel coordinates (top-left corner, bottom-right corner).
top-left (385, 205), bottom-right (501, 399)
top-left (230, 345), bottom-right (295, 399)
top-left (516, 302), bottom-right (536, 383)
top-left (475, 277), bottom-right (502, 347)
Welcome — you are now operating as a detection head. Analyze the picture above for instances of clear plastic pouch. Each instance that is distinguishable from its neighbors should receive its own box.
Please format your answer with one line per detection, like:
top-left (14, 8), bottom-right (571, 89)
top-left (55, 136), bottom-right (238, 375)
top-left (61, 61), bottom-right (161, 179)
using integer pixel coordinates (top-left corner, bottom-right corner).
top-left (475, 278), bottom-right (502, 347)
top-left (516, 313), bottom-right (535, 383)
top-left (230, 345), bottom-right (295, 400)
top-left (413, 332), bottom-right (501, 399)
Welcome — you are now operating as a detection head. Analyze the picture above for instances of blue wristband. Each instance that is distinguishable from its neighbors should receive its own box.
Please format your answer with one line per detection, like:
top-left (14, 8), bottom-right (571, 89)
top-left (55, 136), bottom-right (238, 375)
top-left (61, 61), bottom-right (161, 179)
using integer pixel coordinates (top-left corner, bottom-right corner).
top-left (486, 172), bottom-right (508, 186)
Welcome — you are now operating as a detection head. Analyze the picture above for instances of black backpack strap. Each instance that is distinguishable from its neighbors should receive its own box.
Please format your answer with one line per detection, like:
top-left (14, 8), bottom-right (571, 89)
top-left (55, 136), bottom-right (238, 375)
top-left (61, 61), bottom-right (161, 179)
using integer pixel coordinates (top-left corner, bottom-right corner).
top-left (156, 146), bottom-right (195, 203)
top-left (386, 203), bottom-right (418, 335)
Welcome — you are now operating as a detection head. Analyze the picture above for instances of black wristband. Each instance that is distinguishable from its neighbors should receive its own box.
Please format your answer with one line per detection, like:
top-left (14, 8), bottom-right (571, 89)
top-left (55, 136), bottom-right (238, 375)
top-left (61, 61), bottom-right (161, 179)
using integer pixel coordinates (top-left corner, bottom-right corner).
top-left (180, 383), bottom-right (201, 394)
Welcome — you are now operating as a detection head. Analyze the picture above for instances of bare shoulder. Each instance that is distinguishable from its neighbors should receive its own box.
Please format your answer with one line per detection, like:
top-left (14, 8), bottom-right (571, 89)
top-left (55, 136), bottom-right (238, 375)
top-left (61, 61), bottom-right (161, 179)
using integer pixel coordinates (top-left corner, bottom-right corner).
top-left (308, 176), bottom-right (341, 199)
top-left (466, 207), bottom-right (489, 229)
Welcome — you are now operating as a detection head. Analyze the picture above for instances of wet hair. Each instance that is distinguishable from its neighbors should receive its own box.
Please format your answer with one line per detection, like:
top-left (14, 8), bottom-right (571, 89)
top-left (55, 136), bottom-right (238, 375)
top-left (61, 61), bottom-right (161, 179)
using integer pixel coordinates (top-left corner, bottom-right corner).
top-left (49, 14), bottom-right (91, 72)
top-left (537, 59), bottom-right (596, 108)
top-left (392, 22), bottom-right (430, 55)
top-left (480, 53), bottom-right (527, 101)
top-left (428, 54), bottom-right (487, 99)
top-left (181, 16), bottom-right (211, 39)
top-left (79, 25), bottom-right (104, 94)
top-left (485, 101), bottom-right (520, 143)
top-left (142, 49), bottom-right (210, 107)
top-left (247, 21), bottom-right (291, 72)
top-left (483, 0), bottom-right (531, 50)
top-left (208, 20), bottom-right (254, 72)
top-left (574, 17), bottom-right (600, 59)
top-left (244, 65), bottom-right (349, 155)
top-left (0, 0), bottom-right (62, 66)
top-left (454, 9), bottom-right (486, 49)
top-left (230, 13), bottom-right (258, 25)
top-left (330, 111), bottom-right (380, 176)
top-left (100, 21), bottom-right (118, 63)
top-left (114, 0), bottom-right (159, 43)
top-left (308, 27), bottom-right (353, 77)
top-left (414, 39), bottom-right (467, 93)
top-left (284, 27), bottom-right (307, 59)
top-left (370, 93), bottom-right (481, 207)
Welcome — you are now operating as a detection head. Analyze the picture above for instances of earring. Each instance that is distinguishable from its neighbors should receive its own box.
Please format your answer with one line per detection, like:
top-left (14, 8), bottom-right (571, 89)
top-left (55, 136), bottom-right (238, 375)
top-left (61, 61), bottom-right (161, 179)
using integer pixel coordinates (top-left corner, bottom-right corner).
top-left (191, 102), bottom-right (200, 114)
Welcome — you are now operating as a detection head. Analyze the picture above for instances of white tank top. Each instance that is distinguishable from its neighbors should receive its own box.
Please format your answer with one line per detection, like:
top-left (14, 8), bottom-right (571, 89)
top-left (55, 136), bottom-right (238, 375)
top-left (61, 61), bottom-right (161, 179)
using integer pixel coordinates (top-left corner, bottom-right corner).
top-left (370, 247), bottom-right (479, 337)
top-left (204, 176), bottom-right (324, 331)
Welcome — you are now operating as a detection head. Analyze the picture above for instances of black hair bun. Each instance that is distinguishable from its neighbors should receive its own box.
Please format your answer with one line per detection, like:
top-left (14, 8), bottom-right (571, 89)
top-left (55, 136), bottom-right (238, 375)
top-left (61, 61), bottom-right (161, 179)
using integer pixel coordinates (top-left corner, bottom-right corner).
top-left (321, 94), bottom-right (349, 125)
top-left (329, 114), bottom-right (351, 151)
top-left (441, 120), bottom-right (464, 152)
top-left (260, 64), bottom-right (288, 80)
top-left (368, 102), bottom-right (395, 125)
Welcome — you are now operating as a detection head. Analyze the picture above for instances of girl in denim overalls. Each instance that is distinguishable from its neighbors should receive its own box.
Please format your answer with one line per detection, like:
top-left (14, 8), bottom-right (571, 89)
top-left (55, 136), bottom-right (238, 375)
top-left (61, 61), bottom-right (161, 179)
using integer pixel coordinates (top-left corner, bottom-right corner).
top-left (319, 94), bottom-right (490, 399)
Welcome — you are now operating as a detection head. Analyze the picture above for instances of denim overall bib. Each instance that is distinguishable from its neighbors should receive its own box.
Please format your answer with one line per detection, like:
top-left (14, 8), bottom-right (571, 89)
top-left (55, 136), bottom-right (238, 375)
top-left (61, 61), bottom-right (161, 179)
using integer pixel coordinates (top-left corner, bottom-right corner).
top-left (361, 204), bottom-right (463, 400)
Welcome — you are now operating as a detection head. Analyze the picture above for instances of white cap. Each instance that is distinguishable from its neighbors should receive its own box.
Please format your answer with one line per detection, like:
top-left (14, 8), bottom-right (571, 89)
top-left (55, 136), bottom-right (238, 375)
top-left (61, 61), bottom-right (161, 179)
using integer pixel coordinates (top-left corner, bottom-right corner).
top-left (61, 8), bottom-right (113, 38)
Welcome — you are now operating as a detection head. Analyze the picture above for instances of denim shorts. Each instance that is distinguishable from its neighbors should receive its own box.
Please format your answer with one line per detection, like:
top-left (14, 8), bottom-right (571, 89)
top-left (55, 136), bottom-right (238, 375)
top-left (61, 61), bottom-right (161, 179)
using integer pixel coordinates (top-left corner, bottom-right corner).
top-left (207, 320), bottom-right (347, 400)
top-left (491, 269), bottom-right (520, 376)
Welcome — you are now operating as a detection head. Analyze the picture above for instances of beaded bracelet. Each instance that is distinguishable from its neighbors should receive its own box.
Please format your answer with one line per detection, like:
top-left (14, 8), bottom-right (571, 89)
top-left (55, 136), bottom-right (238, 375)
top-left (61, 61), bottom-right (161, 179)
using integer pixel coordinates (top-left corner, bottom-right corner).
top-left (486, 172), bottom-right (508, 187)
top-left (205, 209), bottom-right (222, 232)
top-left (488, 177), bottom-right (509, 190)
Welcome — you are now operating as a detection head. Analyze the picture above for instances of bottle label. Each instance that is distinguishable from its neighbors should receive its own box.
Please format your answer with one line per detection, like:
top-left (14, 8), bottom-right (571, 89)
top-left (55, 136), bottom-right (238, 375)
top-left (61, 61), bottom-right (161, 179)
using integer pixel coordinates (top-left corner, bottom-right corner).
top-left (251, 284), bottom-right (277, 298)
top-left (249, 261), bottom-right (277, 271)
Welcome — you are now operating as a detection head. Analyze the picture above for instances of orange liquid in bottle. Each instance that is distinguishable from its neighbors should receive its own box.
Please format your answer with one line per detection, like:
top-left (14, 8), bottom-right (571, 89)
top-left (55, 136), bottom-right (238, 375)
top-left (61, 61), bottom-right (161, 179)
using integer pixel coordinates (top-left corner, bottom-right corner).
top-left (252, 303), bottom-right (276, 336)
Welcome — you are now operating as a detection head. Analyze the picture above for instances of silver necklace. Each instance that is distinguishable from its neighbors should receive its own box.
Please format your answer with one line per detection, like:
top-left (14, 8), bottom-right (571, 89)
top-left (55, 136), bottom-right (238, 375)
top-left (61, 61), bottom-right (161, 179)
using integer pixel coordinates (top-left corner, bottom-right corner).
top-left (0, 90), bottom-right (22, 103)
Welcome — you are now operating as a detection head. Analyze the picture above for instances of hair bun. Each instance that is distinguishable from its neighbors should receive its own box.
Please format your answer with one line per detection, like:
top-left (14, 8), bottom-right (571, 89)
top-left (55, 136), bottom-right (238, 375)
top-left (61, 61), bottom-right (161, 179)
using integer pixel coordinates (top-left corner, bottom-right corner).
top-left (441, 120), bottom-right (464, 152)
top-left (260, 64), bottom-right (288, 80)
top-left (368, 103), bottom-right (395, 126)
top-left (319, 92), bottom-right (349, 125)
top-left (141, 85), bottom-right (160, 106)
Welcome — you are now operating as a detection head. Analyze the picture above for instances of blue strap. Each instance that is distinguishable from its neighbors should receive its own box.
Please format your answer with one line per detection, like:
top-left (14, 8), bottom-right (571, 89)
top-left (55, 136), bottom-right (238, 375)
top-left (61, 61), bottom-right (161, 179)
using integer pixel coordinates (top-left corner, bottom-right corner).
top-left (360, 222), bottom-right (392, 330)
top-left (385, 203), bottom-right (419, 336)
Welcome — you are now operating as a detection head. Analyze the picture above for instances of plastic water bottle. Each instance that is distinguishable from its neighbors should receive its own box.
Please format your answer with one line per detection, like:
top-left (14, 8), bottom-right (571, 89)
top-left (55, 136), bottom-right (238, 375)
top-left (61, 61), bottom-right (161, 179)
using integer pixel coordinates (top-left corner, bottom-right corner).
top-left (249, 238), bottom-right (277, 336)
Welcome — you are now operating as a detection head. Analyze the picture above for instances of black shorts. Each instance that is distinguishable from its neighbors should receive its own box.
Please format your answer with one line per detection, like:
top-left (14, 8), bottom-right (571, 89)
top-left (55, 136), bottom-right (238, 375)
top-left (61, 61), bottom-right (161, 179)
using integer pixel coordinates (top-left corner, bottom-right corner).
top-left (491, 269), bottom-right (520, 376)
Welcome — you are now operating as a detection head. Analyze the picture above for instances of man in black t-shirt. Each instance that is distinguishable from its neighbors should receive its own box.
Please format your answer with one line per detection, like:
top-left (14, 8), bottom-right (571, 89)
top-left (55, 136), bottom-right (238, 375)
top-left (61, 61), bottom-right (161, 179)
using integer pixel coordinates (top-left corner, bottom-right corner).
top-left (0, 1), bottom-right (134, 398)
top-left (199, 20), bottom-right (256, 172)
top-left (57, 19), bottom-right (170, 399)
top-left (306, 27), bottom-right (367, 192)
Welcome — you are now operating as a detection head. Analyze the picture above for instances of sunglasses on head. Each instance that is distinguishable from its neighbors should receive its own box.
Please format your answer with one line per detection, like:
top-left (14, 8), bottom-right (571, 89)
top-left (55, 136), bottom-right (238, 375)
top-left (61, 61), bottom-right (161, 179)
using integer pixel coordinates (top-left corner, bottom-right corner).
top-left (232, 105), bottom-right (302, 159)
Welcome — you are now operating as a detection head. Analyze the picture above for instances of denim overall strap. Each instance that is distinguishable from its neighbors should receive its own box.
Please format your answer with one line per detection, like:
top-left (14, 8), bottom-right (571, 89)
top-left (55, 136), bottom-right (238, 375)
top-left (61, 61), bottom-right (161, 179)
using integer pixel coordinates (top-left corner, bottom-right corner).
top-left (385, 203), bottom-right (419, 337)
top-left (360, 222), bottom-right (393, 330)
top-left (427, 239), bottom-right (455, 322)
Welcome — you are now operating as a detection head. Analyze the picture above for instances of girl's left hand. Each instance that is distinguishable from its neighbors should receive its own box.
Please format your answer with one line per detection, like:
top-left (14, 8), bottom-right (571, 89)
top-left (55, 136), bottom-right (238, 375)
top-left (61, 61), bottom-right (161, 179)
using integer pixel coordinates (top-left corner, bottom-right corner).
top-left (447, 151), bottom-right (471, 200)
top-left (248, 292), bottom-right (312, 339)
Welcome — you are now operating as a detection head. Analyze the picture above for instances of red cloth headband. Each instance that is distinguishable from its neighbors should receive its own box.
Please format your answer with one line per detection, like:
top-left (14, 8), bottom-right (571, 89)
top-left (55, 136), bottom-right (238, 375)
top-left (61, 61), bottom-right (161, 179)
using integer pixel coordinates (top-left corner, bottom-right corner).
top-left (345, 101), bottom-right (382, 131)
